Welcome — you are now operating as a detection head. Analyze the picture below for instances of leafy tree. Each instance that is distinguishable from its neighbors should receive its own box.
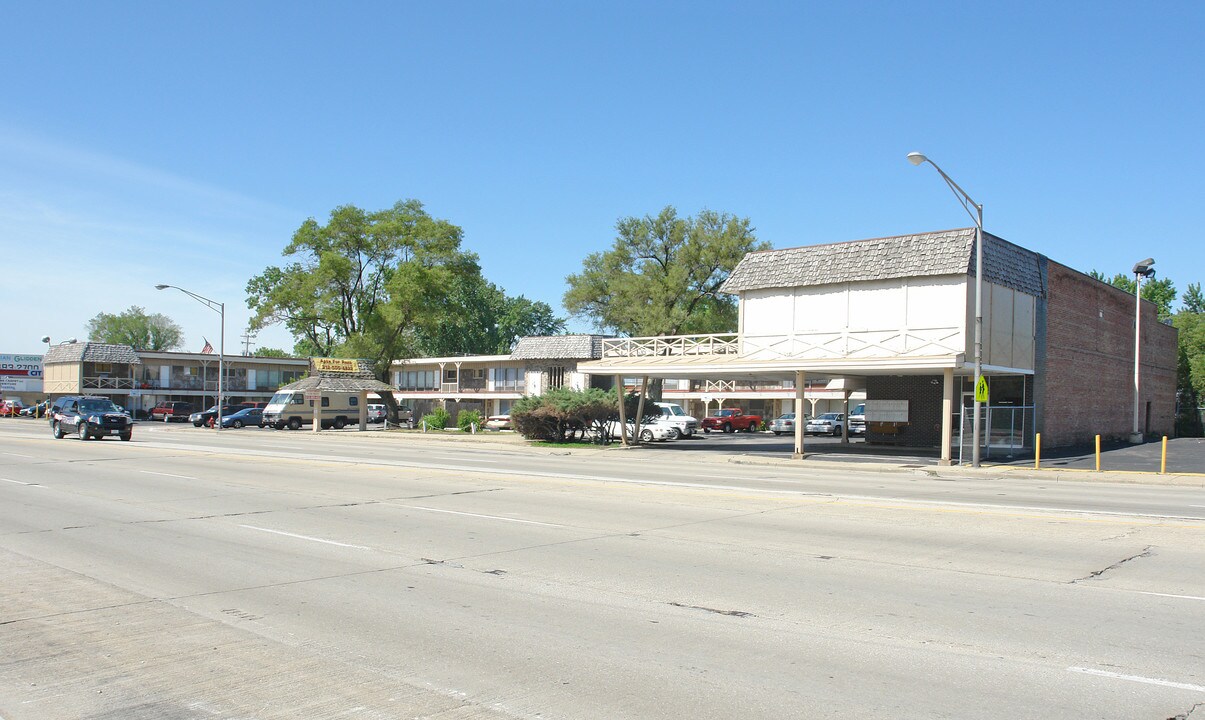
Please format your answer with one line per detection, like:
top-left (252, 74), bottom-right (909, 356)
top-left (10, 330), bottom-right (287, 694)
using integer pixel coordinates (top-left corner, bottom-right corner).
top-left (247, 199), bottom-right (566, 421)
top-left (564, 206), bottom-right (769, 337)
top-left (416, 273), bottom-right (564, 356)
top-left (1174, 335), bottom-right (1203, 437)
top-left (1088, 270), bottom-right (1177, 322)
top-left (246, 200), bottom-right (481, 422)
top-left (1182, 282), bottom-right (1205, 314)
top-left (86, 306), bottom-right (183, 350)
top-left (1173, 310), bottom-right (1205, 409)
top-left (565, 206), bottom-right (767, 406)
top-left (251, 347), bottom-right (293, 358)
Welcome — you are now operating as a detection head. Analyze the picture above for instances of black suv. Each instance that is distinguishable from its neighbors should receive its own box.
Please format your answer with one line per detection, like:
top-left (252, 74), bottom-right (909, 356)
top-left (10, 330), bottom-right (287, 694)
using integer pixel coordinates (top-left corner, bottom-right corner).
top-left (50, 395), bottom-right (134, 441)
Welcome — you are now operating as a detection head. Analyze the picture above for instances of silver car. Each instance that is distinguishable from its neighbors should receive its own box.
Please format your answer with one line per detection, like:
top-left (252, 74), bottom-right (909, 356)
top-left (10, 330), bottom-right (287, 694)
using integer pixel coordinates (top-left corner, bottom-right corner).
top-left (769, 413), bottom-right (798, 436)
top-left (805, 412), bottom-right (845, 436)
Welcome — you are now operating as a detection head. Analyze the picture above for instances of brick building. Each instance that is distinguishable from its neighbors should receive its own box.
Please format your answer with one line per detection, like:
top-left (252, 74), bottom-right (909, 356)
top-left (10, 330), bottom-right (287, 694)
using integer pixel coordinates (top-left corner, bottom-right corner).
top-left (580, 228), bottom-right (1178, 462)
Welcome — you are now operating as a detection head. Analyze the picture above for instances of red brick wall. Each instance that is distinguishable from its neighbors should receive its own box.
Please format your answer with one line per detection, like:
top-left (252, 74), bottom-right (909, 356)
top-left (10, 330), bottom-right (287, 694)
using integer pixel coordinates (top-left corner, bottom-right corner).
top-left (1040, 261), bottom-right (1177, 447)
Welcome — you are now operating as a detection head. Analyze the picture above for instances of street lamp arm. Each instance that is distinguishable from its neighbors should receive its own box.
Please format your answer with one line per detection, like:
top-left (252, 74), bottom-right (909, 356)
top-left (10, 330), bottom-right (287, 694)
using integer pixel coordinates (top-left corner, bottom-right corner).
top-left (155, 284), bottom-right (223, 314)
top-left (923, 159), bottom-right (983, 228)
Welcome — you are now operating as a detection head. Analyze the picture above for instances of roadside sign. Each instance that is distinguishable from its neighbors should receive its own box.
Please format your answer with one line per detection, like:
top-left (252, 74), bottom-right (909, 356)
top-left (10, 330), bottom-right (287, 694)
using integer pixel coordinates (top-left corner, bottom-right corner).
top-left (304, 390), bottom-right (321, 401)
top-left (975, 376), bottom-right (989, 403)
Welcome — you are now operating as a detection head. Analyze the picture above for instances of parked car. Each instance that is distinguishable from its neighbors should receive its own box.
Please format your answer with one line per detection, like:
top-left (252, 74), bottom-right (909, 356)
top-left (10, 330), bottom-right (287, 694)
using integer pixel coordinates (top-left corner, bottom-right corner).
top-left (0, 399), bottom-right (24, 417)
top-left (49, 395), bottom-right (133, 441)
top-left (190, 403), bottom-right (253, 427)
top-left (19, 400), bottom-right (50, 418)
top-left (484, 414), bottom-right (512, 431)
top-left (849, 403), bottom-right (866, 436)
top-left (220, 407), bottom-right (264, 429)
top-left (769, 413), bottom-right (798, 435)
top-left (603, 419), bottom-right (675, 443)
top-left (805, 412), bottom-right (846, 436)
top-left (367, 404), bottom-right (387, 423)
top-left (150, 401), bottom-right (193, 422)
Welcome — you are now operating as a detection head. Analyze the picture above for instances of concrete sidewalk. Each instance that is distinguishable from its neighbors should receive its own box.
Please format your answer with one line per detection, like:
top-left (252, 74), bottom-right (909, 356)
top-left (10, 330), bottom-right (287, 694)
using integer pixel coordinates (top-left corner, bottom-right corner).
top-left (332, 425), bottom-right (1205, 488)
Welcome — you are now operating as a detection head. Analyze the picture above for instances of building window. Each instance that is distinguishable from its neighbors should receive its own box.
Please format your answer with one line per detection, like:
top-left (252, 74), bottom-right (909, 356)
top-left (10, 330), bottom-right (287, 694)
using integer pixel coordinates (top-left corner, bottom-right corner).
top-left (398, 370), bottom-right (438, 391)
top-left (547, 366), bottom-right (566, 389)
top-left (444, 368), bottom-right (457, 382)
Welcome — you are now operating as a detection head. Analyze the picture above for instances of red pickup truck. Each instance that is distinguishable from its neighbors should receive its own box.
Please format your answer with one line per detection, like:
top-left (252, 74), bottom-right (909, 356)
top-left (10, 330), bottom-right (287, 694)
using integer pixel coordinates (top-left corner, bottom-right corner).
top-left (701, 408), bottom-right (763, 433)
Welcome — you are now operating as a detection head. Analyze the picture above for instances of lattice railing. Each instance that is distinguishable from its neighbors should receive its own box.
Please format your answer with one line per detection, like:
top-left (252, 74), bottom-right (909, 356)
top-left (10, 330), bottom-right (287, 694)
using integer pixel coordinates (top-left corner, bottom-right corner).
top-left (601, 334), bottom-right (739, 358)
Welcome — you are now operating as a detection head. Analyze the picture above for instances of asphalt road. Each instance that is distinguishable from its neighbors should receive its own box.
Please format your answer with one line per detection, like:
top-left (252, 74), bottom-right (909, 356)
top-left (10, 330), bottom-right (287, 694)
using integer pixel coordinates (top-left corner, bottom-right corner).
top-left (1, 420), bottom-right (1203, 719)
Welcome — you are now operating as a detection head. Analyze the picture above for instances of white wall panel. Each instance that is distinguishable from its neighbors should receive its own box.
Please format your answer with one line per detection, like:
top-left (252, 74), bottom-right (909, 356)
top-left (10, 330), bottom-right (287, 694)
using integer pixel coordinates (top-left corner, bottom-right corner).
top-left (793, 286), bottom-right (847, 331)
top-left (848, 280), bottom-right (904, 330)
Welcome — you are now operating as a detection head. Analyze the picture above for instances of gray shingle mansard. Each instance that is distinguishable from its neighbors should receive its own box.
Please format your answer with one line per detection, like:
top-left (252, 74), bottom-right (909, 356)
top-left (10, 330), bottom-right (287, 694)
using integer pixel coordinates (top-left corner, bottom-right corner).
top-left (721, 228), bottom-right (1045, 298)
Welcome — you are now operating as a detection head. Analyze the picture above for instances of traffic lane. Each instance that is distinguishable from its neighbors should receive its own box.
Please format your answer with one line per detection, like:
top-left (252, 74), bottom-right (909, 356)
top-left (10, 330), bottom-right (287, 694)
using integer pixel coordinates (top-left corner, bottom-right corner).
top-left (4, 431), bottom-right (1200, 717)
top-left (6, 440), bottom-right (1203, 675)
top-left (7, 474), bottom-right (1195, 717)
top-left (4, 422), bottom-right (1205, 524)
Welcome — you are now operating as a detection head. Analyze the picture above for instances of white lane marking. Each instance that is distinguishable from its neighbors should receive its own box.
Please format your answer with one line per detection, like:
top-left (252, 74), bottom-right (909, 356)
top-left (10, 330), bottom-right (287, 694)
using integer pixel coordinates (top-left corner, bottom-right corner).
top-left (1067, 666), bottom-right (1205, 693)
top-left (2, 452), bottom-right (34, 458)
top-left (398, 505), bottom-right (566, 527)
top-left (139, 470), bottom-right (199, 480)
top-left (1, 477), bottom-right (41, 487)
top-left (238, 524), bottom-right (373, 550)
top-left (1191, 505), bottom-right (1205, 508)
top-left (110, 440), bottom-right (1205, 523)
top-left (1079, 585), bottom-right (1205, 602)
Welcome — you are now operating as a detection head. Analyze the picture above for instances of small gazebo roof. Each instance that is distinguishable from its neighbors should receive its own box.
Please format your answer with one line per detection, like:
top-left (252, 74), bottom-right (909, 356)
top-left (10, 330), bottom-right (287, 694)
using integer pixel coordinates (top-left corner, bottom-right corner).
top-left (277, 358), bottom-right (395, 393)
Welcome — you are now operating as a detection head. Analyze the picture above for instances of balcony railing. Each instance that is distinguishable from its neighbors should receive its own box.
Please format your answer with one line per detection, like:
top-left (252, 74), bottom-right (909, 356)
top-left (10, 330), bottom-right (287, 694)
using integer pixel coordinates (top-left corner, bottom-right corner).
top-left (602, 333), bottom-right (739, 358)
top-left (83, 376), bottom-right (136, 390)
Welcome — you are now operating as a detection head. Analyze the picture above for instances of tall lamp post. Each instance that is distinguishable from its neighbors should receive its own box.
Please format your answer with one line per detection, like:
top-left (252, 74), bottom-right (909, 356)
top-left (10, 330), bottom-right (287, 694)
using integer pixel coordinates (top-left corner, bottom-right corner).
top-left (155, 284), bottom-right (225, 432)
top-left (907, 151), bottom-right (985, 467)
top-left (1130, 258), bottom-right (1155, 443)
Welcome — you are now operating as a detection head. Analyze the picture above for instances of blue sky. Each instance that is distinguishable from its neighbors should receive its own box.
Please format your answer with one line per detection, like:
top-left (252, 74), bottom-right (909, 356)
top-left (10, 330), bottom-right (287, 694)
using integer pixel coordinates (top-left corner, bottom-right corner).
top-left (3, 1), bottom-right (1202, 356)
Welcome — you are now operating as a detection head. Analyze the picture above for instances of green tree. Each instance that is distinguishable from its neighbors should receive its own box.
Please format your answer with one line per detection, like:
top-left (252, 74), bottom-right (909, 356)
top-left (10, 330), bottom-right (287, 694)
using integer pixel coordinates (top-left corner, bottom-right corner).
top-left (86, 306), bottom-right (183, 350)
top-left (416, 273), bottom-right (564, 356)
top-left (246, 200), bottom-right (476, 421)
top-left (251, 347), bottom-right (293, 358)
top-left (1173, 311), bottom-right (1205, 407)
top-left (1088, 270), bottom-right (1177, 322)
top-left (564, 206), bottom-right (769, 337)
top-left (1182, 282), bottom-right (1205, 314)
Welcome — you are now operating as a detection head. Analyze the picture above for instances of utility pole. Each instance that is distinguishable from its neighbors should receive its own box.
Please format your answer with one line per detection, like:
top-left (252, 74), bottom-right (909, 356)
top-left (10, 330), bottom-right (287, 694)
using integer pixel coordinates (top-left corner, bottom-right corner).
top-left (241, 330), bottom-right (257, 356)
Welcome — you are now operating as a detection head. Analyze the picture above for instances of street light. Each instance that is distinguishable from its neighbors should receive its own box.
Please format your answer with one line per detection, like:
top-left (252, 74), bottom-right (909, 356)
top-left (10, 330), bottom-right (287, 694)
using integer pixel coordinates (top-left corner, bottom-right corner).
top-left (1130, 258), bottom-right (1156, 443)
top-left (155, 284), bottom-right (225, 431)
top-left (908, 151), bottom-right (986, 467)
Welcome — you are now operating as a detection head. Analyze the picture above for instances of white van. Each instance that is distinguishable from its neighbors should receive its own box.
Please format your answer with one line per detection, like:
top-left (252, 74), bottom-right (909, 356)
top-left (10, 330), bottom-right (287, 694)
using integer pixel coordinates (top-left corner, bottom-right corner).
top-left (264, 390), bottom-right (364, 430)
top-left (651, 402), bottom-right (699, 439)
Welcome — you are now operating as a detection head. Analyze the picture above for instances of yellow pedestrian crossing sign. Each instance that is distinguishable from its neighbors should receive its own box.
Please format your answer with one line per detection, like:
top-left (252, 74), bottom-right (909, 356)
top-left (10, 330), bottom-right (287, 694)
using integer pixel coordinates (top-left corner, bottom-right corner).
top-left (975, 376), bottom-right (989, 403)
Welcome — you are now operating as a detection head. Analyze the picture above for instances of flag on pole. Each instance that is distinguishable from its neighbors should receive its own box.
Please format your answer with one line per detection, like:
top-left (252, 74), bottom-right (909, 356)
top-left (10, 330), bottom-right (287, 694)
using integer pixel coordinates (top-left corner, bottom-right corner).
top-left (200, 337), bottom-right (214, 354)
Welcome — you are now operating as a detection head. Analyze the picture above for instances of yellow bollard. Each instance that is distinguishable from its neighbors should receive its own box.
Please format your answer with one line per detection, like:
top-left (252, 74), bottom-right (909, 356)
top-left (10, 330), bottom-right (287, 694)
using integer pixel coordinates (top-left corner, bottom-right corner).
top-left (1161, 436), bottom-right (1168, 474)
top-left (1095, 435), bottom-right (1101, 472)
top-left (1034, 433), bottom-right (1041, 470)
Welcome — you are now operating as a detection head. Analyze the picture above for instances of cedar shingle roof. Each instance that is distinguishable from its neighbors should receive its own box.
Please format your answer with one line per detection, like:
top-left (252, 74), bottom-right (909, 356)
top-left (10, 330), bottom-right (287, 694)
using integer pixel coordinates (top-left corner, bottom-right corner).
top-left (43, 342), bottom-right (142, 365)
top-left (278, 358), bottom-right (394, 393)
top-left (721, 228), bottom-right (1044, 297)
top-left (511, 335), bottom-right (608, 360)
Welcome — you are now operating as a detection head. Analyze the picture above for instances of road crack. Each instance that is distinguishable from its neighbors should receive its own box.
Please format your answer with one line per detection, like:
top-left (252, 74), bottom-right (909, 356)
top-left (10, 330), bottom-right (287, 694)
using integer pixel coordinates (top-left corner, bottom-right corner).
top-left (1169, 702), bottom-right (1204, 720)
top-left (1072, 545), bottom-right (1154, 583)
top-left (667, 601), bottom-right (754, 618)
